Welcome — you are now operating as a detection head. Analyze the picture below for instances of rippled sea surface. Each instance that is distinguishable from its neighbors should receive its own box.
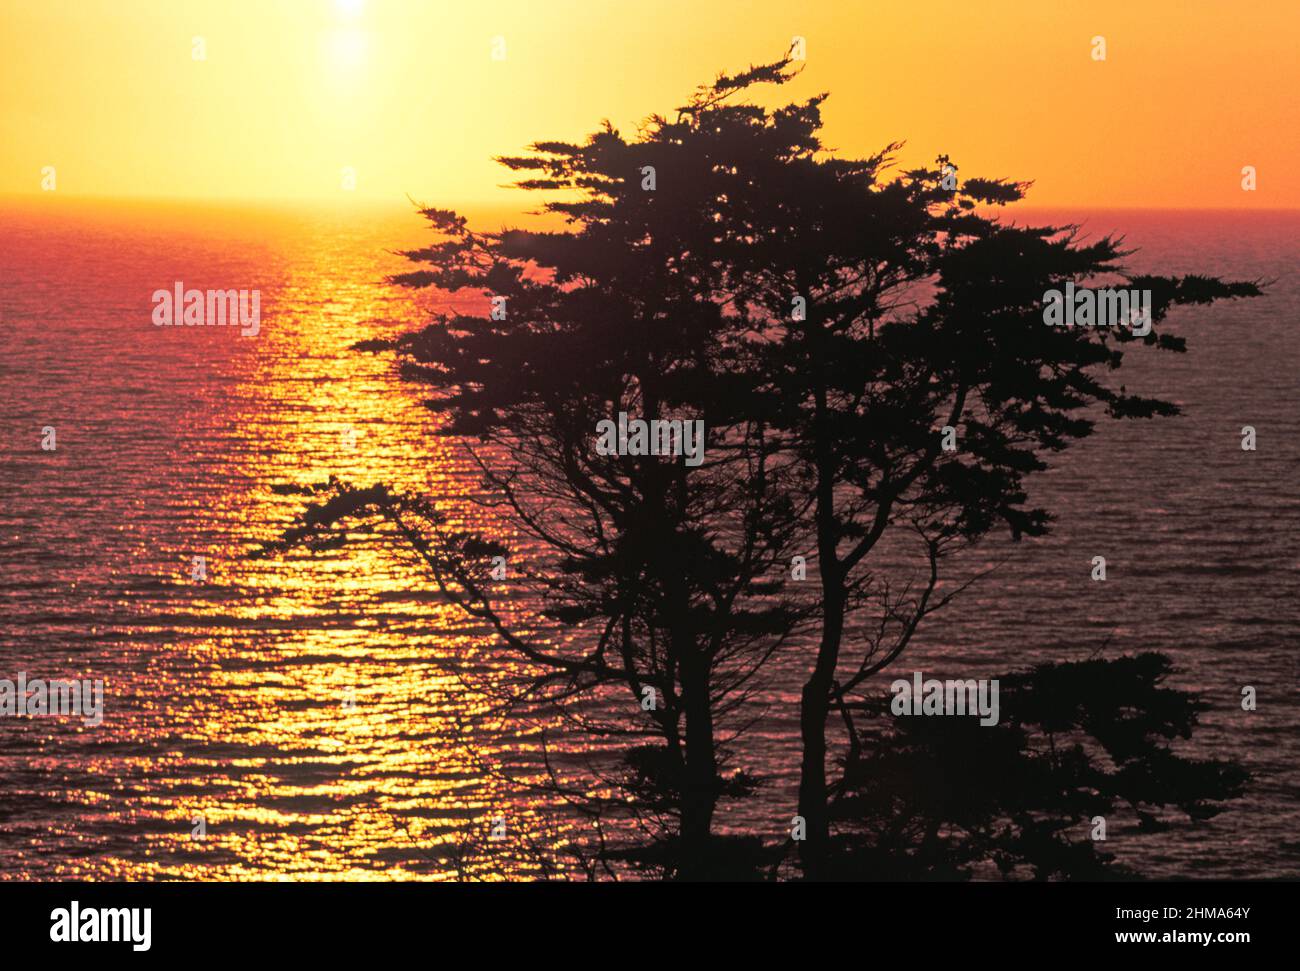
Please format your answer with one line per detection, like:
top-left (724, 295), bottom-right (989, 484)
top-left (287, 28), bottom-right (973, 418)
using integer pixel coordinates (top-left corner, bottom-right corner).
top-left (1, 199), bottom-right (1296, 879)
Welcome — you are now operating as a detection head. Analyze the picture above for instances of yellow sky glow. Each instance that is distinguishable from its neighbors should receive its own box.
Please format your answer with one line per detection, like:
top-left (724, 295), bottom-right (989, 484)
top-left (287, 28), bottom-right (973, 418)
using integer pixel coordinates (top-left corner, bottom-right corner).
top-left (1, 0), bottom-right (1296, 209)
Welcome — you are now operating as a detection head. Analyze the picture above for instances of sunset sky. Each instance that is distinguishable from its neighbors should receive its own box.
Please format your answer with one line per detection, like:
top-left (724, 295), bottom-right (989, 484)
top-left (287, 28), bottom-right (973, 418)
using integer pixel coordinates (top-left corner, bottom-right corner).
top-left (1, 0), bottom-right (1296, 209)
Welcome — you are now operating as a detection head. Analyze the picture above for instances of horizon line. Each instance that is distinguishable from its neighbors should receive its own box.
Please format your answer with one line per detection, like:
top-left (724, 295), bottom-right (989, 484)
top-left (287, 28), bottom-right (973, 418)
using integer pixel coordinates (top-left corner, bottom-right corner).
top-left (3, 190), bottom-right (1298, 215)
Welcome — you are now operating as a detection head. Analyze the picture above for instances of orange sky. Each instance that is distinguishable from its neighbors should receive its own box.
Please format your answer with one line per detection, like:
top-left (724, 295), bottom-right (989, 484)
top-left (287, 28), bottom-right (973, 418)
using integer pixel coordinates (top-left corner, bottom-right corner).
top-left (1, 0), bottom-right (1296, 209)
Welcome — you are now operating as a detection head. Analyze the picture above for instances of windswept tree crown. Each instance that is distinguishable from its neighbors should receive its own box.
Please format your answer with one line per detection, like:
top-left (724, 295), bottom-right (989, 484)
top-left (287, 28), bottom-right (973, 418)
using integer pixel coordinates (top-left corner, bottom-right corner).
top-left (267, 56), bottom-right (1260, 879)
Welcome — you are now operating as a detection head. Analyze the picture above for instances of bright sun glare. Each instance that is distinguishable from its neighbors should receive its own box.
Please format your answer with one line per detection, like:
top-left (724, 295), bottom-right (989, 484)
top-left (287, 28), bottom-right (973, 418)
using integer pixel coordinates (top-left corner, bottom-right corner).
top-left (326, 28), bottom-right (368, 70)
top-left (327, 0), bottom-right (367, 70)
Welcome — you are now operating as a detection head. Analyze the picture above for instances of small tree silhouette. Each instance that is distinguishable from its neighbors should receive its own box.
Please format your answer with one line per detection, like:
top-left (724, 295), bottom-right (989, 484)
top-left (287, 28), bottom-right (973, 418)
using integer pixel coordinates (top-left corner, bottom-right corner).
top-left (829, 653), bottom-right (1248, 880)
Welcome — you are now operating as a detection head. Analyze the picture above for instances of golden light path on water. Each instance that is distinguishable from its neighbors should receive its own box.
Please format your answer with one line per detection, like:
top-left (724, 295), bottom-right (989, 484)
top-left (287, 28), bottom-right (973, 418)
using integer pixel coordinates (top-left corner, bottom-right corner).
top-left (166, 207), bottom-right (573, 880)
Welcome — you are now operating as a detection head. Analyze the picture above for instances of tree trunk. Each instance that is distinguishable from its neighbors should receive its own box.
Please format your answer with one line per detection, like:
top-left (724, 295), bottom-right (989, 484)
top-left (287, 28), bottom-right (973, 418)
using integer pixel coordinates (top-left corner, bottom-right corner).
top-left (797, 584), bottom-right (844, 879)
top-left (677, 650), bottom-right (717, 880)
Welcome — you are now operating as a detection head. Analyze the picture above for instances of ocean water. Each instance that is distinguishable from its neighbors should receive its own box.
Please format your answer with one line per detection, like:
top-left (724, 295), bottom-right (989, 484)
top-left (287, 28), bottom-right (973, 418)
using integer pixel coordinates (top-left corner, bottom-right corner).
top-left (0, 198), bottom-right (1296, 879)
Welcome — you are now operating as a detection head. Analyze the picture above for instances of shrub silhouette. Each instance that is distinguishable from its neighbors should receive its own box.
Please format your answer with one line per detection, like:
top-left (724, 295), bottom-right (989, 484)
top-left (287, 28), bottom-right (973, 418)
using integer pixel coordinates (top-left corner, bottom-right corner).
top-left (829, 654), bottom-right (1248, 880)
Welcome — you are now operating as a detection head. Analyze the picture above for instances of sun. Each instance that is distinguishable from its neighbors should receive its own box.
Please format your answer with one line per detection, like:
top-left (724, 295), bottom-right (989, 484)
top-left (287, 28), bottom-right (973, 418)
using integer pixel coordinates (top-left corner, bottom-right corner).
top-left (326, 28), bottom-right (368, 70)
top-left (327, 0), bottom-right (367, 70)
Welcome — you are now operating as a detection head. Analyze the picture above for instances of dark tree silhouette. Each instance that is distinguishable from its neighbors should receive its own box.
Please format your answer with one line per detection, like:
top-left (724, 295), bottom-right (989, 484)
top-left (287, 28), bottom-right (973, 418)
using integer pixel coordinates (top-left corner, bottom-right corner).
top-left (829, 653), bottom-right (1248, 880)
top-left (260, 55), bottom-right (1260, 880)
